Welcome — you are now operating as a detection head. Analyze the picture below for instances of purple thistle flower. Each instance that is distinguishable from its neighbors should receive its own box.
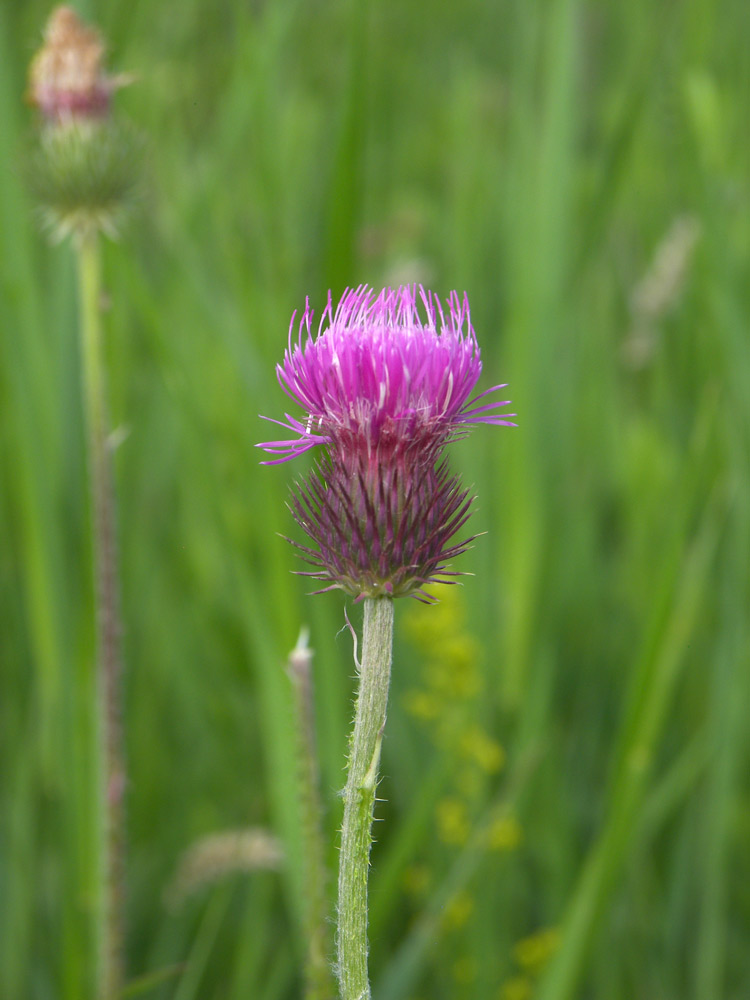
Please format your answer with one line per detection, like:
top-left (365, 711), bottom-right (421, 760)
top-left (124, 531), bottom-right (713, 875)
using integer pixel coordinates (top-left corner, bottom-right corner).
top-left (259, 285), bottom-right (515, 600)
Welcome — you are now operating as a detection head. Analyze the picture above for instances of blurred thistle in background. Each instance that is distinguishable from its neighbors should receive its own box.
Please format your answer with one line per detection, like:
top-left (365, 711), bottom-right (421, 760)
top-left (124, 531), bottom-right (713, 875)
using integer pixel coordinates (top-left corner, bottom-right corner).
top-left (25, 5), bottom-right (140, 241)
top-left (23, 7), bottom-right (143, 999)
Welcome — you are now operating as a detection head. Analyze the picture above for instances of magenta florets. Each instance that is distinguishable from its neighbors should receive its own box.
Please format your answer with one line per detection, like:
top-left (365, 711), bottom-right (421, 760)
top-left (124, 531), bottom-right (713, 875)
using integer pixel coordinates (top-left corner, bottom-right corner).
top-left (259, 285), bottom-right (515, 600)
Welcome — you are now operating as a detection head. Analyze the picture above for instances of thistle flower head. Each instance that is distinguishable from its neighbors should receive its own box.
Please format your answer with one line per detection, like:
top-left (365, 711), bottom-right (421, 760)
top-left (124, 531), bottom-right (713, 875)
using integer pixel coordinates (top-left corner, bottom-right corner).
top-left (259, 286), bottom-right (515, 601)
top-left (27, 6), bottom-right (127, 122)
top-left (260, 285), bottom-right (515, 464)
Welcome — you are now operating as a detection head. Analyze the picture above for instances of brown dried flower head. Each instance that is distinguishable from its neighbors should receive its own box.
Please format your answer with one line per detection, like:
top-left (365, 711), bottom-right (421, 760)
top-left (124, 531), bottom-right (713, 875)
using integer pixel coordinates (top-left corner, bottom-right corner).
top-left (28, 6), bottom-right (126, 121)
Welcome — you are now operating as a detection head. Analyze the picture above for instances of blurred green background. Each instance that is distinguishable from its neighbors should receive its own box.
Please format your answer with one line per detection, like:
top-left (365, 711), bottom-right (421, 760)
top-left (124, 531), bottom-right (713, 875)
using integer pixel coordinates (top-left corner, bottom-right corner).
top-left (1, 0), bottom-right (749, 998)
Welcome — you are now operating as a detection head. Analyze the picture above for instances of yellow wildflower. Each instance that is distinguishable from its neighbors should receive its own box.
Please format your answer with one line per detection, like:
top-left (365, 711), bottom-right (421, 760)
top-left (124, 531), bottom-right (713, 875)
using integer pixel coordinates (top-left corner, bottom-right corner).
top-left (513, 927), bottom-right (560, 972)
top-left (460, 725), bottom-right (506, 773)
top-left (442, 890), bottom-right (474, 930)
top-left (500, 975), bottom-right (532, 1000)
top-left (487, 814), bottom-right (522, 852)
top-left (436, 797), bottom-right (470, 845)
top-left (403, 689), bottom-right (441, 721)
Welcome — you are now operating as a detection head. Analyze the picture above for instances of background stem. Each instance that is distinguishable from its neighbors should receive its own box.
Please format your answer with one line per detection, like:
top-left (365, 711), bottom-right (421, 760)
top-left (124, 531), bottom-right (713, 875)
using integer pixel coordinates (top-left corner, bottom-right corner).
top-left (336, 598), bottom-right (394, 1000)
top-left (287, 630), bottom-right (337, 1000)
top-left (76, 230), bottom-right (126, 1000)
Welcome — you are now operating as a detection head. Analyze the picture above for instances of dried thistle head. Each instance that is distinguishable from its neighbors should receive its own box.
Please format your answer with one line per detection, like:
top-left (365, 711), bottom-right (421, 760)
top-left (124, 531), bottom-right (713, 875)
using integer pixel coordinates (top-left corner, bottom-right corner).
top-left (24, 6), bottom-right (141, 241)
top-left (28, 6), bottom-right (128, 122)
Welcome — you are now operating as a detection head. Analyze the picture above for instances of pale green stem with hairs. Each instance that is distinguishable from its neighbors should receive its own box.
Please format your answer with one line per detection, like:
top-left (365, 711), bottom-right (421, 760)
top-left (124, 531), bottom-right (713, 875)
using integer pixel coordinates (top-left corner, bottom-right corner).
top-left (76, 228), bottom-right (126, 1000)
top-left (336, 597), bottom-right (394, 1000)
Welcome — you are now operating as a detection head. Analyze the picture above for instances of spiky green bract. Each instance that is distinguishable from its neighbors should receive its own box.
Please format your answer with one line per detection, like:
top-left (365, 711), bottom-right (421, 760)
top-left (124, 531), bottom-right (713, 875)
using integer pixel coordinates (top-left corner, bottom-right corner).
top-left (24, 118), bottom-right (142, 241)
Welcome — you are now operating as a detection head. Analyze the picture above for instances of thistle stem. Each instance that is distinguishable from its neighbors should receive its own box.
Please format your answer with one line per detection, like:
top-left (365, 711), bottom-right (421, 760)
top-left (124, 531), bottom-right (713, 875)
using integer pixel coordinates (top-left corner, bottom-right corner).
top-left (336, 598), bottom-right (394, 1000)
top-left (75, 229), bottom-right (126, 1000)
top-left (288, 631), bottom-right (337, 1000)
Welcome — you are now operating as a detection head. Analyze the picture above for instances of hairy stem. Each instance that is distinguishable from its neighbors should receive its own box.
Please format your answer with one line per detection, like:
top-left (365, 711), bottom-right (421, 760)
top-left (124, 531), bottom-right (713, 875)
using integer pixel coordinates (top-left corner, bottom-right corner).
top-left (76, 230), bottom-right (126, 999)
top-left (336, 598), bottom-right (394, 1000)
top-left (288, 630), bottom-right (337, 1000)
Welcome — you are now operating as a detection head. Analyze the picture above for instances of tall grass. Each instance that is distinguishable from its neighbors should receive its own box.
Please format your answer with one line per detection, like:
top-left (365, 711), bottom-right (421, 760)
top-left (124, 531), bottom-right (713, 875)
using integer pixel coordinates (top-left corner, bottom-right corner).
top-left (1, 1), bottom-right (748, 998)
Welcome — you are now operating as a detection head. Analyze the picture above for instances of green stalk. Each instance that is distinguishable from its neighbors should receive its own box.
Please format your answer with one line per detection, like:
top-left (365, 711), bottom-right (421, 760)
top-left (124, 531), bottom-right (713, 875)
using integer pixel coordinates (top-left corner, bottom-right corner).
top-left (336, 598), bottom-right (394, 1000)
top-left (534, 509), bottom-right (718, 1000)
top-left (75, 229), bottom-right (126, 1000)
top-left (287, 631), bottom-right (336, 1000)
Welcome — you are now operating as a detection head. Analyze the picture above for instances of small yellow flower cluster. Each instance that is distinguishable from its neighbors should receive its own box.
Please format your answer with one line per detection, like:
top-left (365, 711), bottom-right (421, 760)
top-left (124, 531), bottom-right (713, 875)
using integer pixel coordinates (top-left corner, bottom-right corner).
top-left (460, 724), bottom-right (506, 773)
top-left (513, 927), bottom-right (560, 971)
top-left (442, 890), bottom-right (474, 931)
top-left (403, 589), bottom-right (514, 846)
top-left (498, 927), bottom-right (560, 999)
top-left (436, 796), bottom-right (471, 845)
top-left (401, 590), bottom-right (525, 995)
top-left (486, 810), bottom-right (523, 852)
top-left (500, 977), bottom-right (531, 1000)
top-left (403, 592), bottom-right (495, 737)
